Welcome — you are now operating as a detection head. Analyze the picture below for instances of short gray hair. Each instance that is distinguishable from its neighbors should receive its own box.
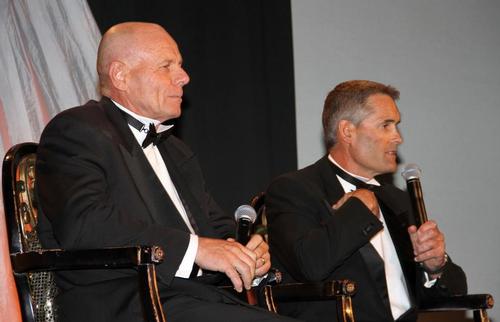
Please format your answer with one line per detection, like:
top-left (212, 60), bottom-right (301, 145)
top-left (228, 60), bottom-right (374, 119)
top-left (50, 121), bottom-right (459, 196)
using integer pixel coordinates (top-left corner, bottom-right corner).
top-left (322, 80), bottom-right (400, 150)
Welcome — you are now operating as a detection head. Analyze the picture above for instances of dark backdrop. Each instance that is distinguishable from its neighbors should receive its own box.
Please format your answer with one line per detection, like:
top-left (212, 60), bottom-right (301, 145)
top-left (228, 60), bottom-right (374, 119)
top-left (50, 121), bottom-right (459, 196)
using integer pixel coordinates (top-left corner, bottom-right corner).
top-left (87, 0), bottom-right (297, 214)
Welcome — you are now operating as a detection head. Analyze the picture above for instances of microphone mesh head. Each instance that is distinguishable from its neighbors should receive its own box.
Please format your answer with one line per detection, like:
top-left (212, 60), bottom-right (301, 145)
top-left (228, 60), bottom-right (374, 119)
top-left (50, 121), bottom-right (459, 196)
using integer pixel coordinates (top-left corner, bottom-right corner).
top-left (234, 205), bottom-right (257, 223)
top-left (401, 163), bottom-right (422, 180)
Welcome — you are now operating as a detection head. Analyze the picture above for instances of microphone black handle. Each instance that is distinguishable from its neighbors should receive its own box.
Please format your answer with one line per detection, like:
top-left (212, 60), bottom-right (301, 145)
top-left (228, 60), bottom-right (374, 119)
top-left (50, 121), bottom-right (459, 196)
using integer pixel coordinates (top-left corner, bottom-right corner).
top-left (235, 218), bottom-right (253, 245)
top-left (406, 178), bottom-right (428, 227)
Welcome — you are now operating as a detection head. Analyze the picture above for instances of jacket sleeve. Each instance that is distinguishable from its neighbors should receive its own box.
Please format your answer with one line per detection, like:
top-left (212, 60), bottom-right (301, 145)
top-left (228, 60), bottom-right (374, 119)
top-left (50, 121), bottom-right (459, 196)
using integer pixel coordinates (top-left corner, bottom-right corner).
top-left (266, 174), bottom-right (383, 281)
top-left (417, 256), bottom-right (468, 299)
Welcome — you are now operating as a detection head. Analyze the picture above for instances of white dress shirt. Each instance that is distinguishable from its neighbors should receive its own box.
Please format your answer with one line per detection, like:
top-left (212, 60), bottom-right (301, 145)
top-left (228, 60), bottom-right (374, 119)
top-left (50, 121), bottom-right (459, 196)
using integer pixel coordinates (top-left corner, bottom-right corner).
top-left (113, 100), bottom-right (199, 278)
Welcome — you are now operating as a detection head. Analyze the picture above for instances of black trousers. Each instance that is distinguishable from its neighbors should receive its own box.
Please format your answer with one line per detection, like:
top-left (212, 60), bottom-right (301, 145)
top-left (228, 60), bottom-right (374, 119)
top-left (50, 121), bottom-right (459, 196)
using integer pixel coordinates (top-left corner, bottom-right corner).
top-left (160, 278), bottom-right (302, 322)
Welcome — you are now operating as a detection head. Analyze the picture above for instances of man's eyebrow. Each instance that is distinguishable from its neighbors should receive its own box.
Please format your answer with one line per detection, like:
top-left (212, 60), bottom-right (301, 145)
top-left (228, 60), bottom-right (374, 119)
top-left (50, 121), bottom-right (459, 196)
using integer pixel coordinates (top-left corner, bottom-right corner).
top-left (159, 58), bottom-right (173, 65)
top-left (159, 58), bottom-right (183, 66)
top-left (382, 118), bottom-right (401, 124)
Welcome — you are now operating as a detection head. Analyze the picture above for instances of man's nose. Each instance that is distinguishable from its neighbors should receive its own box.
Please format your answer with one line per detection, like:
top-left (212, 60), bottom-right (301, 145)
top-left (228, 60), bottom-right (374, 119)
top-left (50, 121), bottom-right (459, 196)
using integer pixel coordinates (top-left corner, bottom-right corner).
top-left (394, 129), bottom-right (403, 144)
top-left (175, 67), bottom-right (190, 87)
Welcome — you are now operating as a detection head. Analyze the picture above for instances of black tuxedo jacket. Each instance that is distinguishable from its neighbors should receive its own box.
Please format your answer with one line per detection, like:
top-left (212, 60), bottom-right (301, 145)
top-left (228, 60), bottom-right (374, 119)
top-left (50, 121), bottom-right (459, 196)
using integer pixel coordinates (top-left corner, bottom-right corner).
top-left (266, 156), bottom-right (467, 322)
top-left (36, 97), bottom-right (235, 322)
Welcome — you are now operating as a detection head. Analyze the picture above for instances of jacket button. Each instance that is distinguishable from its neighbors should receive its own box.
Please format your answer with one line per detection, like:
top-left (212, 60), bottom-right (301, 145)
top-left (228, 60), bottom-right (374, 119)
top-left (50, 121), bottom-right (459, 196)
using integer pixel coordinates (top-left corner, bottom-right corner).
top-left (363, 224), bottom-right (374, 236)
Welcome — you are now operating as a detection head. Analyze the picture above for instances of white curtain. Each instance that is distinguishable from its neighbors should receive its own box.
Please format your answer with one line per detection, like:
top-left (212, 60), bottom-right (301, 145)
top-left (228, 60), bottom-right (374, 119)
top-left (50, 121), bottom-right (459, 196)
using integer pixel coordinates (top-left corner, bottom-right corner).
top-left (0, 1), bottom-right (101, 320)
top-left (0, 0), bottom-right (101, 153)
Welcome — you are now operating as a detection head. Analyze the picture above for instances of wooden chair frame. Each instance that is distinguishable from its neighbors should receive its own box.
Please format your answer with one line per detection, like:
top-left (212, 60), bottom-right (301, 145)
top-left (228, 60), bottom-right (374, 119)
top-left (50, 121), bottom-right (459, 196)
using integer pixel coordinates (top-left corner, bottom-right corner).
top-left (2, 142), bottom-right (167, 322)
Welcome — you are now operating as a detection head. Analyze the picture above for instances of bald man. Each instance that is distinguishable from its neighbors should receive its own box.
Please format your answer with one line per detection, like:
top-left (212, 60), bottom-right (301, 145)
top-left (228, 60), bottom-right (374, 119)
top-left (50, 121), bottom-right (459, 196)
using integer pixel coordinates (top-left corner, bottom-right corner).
top-left (36, 22), bottom-right (297, 322)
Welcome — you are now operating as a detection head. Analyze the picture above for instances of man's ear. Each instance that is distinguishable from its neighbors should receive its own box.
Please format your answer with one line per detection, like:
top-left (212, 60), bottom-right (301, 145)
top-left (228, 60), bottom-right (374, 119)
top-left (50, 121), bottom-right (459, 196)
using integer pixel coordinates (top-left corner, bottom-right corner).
top-left (108, 61), bottom-right (128, 91)
top-left (338, 119), bottom-right (356, 144)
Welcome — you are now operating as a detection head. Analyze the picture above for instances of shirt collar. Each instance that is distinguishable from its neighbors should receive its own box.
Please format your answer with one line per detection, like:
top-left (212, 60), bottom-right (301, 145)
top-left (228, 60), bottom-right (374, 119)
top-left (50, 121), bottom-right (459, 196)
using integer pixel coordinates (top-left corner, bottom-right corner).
top-left (111, 99), bottom-right (174, 134)
top-left (328, 154), bottom-right (380, 186)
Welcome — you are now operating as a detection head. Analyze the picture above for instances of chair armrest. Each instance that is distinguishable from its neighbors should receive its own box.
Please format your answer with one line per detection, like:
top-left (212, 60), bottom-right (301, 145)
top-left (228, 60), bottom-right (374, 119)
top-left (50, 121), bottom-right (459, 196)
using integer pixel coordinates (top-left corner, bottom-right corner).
top-left (271, 280), bottom-right (356, 302)
top-left (12, 245), bottom-right (167, 322)
top-left (419, 294), bottom-right (494, 312)
top-left (11, 245), bottom-right (164, 273)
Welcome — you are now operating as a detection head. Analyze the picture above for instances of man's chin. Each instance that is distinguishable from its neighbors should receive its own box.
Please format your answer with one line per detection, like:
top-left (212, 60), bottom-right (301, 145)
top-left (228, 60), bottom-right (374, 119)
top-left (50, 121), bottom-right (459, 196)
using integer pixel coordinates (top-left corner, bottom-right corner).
top-left (380, 162), bottom-right (398, 175)
top-left (161, 107), bottom-right (181, 122)
top-left (388, 164), bottom-right (398, 174)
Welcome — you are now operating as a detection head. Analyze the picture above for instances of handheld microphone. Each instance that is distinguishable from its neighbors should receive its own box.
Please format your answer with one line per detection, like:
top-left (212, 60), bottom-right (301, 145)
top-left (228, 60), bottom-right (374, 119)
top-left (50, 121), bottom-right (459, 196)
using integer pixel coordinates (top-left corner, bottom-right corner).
top-left (234, 205), bottom-right (259, 305)
top-left (234, 205), bottom-right (257, 245)
top-left (401, 163), bottom-right (428, 226)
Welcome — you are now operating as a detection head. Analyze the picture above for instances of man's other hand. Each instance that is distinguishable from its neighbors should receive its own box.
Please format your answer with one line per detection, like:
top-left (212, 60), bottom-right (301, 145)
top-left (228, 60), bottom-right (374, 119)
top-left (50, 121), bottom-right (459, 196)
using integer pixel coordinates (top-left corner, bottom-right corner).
top-left (408, 220), bottom-right (447, 278)
top-left (244, 234), bottom-right (271, 277)
top-left (195, 237), bottom-right (257, 292)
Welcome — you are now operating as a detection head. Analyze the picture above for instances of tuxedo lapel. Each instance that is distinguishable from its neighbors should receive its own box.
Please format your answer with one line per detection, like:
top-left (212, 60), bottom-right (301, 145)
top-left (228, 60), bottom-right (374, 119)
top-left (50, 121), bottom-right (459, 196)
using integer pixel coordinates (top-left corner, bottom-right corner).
top-left (157, 142), bottom-right (218, 238)
top-left (316, 156), bottom-right (346, 204)
top-left (358, 242), bottom-right (392, 314)
top-left (377, 187), bottom-right (418, 305)
top-left (101, 98), bottom-right (191, 231)
top-left (101, 97), bottom-right (137, 153)
top-left (117, 145), bottom-right (189, 230)
top-left (374, 186), bottom-right (410, 226)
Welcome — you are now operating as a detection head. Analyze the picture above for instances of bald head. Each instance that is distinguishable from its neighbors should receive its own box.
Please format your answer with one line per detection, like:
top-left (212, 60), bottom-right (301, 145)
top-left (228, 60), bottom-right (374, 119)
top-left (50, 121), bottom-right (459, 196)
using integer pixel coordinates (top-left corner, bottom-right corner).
top-left (97, 22), bottom-right (178, 96)
top-left (95, 22), bottom-right (189, 121)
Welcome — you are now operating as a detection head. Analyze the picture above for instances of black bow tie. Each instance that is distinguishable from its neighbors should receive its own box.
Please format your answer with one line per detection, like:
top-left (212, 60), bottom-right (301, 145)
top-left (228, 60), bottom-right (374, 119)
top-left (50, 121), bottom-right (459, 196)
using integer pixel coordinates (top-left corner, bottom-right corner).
top-left (329, 161), bottom-right (381, 191)
top-left (120, 111), bottom-right (173, 148)
top-left (141, 123), bottom-right (173, 148)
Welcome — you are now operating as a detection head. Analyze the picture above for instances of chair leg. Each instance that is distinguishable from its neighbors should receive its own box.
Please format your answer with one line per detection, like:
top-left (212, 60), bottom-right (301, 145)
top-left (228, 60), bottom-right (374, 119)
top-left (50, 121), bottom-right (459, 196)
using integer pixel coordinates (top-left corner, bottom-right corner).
top-left (473, 309), bottom-right (490, 322)
top-left (138, 265), bottom-right (166, 322)
top-left (340, 295), bottom-right (355, 322)
top-left (263, 285), bottom-right (278, 313)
